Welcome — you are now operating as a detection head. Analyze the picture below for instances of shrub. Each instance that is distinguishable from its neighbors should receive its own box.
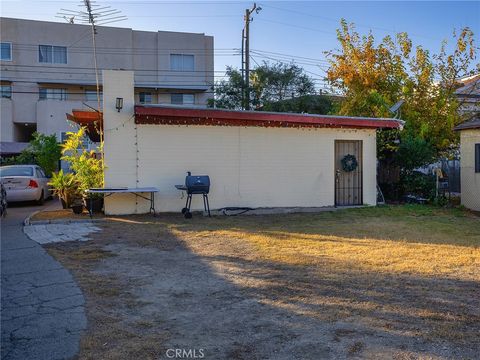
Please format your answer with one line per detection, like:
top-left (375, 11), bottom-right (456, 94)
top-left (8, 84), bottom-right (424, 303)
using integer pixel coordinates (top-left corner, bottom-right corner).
top-left (0, 133), bottom-right (61, 176)
top-left (399, 171), bottom-right (436, 199)
top-left (60, 127), bottom-right (103, 193)
top-left (48, 170), bottom-right (81, 208)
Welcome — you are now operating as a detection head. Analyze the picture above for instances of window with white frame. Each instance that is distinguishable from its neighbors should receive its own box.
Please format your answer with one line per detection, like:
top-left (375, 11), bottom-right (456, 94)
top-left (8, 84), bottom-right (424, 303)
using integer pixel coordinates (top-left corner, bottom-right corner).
top-left (1, 43), bottom-right (12, 61)
top-left (39, 88), bottom-right (67, 100)
top-left (171, 93), bottom-right (195, 105)
top-left (39, 45), bottom-right (67, 64)
top-left (85, 90), bottom-right (101, 101)
top-left (1, 85), bottom-right (12, 98)
top-left (170, 54), bottom-right (194, 71)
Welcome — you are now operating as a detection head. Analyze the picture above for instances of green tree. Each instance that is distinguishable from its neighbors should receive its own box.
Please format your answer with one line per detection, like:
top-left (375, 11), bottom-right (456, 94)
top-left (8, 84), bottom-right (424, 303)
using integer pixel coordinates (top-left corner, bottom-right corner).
top-left (208, 66), bottom-right (245, 110)
top-left (261, 94), bottom-right (334, 114)
top-left (1, 133), bottom-right (61, 176)
top-left (29, 133), bottom-right (62, 176)
top-left (326, 20), bottom-right (477, 163)
top-left (210, 62), bottom-right (317, 111)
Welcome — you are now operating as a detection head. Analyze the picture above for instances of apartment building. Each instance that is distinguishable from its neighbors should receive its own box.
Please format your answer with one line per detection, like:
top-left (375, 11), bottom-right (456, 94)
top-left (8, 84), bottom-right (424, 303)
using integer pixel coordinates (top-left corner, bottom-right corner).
top-left (0, 17), bottom-right (214, 149)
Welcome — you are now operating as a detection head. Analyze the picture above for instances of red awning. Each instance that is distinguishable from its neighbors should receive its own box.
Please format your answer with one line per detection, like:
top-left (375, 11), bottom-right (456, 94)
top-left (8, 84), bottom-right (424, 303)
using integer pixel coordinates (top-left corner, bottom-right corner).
top-left (134, 105), bottom-right (403, 129)
top-left (66, 110), bottom-right (103, 142)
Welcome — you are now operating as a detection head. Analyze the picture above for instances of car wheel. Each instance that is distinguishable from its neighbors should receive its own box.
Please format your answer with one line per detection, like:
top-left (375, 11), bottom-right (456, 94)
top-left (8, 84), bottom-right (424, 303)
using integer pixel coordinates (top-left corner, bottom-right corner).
top-left (36, 190), bottom-right (45, 205)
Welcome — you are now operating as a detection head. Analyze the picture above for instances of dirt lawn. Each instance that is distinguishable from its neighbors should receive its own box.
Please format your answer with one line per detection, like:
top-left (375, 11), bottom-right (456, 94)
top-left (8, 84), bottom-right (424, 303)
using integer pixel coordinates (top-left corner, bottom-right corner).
top-left (46, 205), bottom-right (480, 360)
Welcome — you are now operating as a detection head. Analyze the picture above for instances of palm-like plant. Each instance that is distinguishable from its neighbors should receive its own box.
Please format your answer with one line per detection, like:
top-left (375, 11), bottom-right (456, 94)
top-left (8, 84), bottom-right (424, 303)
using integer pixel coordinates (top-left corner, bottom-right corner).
top-left (48, 170), bottom-right (81, 208)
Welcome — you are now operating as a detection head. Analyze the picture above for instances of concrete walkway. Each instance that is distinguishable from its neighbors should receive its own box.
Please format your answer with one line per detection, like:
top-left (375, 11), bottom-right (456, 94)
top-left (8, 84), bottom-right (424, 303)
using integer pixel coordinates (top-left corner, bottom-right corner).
top-left (24, 223), bottom-right (101, 245)
top-left (1, 204), bottom-right (87, 360)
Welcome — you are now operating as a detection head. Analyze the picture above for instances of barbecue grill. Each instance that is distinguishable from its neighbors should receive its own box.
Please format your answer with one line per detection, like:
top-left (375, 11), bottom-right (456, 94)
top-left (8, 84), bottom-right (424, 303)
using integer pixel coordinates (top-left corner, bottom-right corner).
top-left (175, 172), bottom-right (211, 218)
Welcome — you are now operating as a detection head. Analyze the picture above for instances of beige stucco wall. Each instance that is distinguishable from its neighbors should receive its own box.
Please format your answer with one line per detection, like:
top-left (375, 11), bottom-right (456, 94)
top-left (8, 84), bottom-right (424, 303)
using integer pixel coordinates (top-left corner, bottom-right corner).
top-left (459, 129), bottom-right (480, 211)
top-left (103, 70), bottom-right (378, 215)
top-left (0, 98), bottom-right (14, 142)
top-left (36, 99), bottom-right (90, 138)
top-left (0, 17), bottom-right (214, 141)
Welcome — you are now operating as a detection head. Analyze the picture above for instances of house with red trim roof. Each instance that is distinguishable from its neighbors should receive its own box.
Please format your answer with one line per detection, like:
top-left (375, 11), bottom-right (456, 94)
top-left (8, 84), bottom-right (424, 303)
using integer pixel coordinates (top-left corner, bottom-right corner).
top-left (70, 70), bottom-right (403, 215)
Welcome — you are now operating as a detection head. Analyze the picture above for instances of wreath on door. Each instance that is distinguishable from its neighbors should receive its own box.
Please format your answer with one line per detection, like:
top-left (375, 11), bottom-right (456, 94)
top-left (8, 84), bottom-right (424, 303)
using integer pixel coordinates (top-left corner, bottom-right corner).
top-left (341, 154), bottom-right (358, 172)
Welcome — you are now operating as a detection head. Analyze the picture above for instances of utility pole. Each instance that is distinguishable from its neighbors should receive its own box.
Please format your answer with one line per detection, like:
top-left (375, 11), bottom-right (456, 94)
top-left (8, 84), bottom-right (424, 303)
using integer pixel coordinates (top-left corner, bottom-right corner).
top-left (242, 3), bottom-right (261, 110)
top-left (241, 28), bottom-right (245, 109)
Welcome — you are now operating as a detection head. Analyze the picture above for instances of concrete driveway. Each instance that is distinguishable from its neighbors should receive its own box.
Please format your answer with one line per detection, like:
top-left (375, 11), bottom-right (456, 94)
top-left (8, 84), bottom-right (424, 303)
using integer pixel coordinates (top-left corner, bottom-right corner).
top-left (1, 202), bottom-right (86, 360)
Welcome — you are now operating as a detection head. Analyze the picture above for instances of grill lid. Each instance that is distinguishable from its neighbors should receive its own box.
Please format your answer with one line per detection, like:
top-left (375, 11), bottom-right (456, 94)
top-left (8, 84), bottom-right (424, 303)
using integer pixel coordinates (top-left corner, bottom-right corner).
top-left (185, 173), bottom-right (210, 194)
top-left (175, 171), bottom-right (210, 194)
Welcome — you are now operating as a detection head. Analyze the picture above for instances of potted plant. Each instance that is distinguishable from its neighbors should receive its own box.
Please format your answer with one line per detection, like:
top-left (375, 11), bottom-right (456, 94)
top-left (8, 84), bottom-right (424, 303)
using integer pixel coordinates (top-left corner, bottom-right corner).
top-left (48, 170), bottom-right (81, 209)
top-left (61, 128), bottom-right (105, 213)
top-left (71, 198), bottom-right (84, 214)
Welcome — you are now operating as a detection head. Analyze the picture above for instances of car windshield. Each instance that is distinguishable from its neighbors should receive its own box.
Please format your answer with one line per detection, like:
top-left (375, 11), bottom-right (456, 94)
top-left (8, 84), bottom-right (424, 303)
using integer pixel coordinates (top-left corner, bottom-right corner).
top-left (0, 167), bottom-right (34, 177)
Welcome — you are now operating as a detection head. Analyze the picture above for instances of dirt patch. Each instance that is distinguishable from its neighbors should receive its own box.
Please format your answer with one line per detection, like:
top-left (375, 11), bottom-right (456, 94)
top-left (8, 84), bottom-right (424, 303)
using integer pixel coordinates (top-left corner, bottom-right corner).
top-left (45, 241), bottom-right (168, 360)
top-left (46, 206), bottom-right (480, 359)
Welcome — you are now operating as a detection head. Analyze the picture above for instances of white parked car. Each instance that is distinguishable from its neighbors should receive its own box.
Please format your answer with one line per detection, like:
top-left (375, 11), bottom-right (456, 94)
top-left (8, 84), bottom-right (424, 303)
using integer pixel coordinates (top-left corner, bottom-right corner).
top-left (0, 165), bottom-right (52, 204)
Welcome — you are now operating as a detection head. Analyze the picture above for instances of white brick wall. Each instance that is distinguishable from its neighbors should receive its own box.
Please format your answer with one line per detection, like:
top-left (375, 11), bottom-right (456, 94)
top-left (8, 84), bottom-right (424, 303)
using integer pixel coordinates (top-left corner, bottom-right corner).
top-left (103, 71), bottom-right (378, 215)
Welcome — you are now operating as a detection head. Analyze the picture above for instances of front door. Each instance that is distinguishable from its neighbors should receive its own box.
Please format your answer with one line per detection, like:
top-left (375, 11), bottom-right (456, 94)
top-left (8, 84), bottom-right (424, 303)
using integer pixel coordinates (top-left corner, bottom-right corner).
top-left (335, 140), bottom-right (363, 206)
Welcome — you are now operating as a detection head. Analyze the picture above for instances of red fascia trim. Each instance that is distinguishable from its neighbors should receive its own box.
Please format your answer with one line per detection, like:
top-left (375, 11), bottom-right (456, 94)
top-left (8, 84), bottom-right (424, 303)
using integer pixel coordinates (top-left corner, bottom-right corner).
top-left (134, 106), bottom-right (401, 129)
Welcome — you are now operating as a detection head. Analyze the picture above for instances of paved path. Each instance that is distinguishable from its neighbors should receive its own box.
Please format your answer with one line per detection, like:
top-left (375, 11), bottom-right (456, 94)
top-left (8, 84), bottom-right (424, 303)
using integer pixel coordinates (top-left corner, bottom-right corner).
top-left (24, 223), bottom-right (101, 245)
top-left (1, 203), bottom-right (87, 360)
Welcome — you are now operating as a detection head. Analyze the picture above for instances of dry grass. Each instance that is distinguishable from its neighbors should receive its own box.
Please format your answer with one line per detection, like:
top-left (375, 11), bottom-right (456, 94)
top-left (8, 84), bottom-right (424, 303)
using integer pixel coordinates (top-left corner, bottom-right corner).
top-left (46, 205), bottom-right (480, 358)
top-left (45, 242), bottom-right (168, 360)
top-left (125, 204), bottom-right (479, 279)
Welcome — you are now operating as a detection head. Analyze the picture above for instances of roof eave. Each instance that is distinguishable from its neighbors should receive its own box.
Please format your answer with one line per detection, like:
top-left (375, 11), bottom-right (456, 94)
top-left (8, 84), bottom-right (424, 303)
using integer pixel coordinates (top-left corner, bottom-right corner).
top-left (134, 105), bottom-right (402, 130)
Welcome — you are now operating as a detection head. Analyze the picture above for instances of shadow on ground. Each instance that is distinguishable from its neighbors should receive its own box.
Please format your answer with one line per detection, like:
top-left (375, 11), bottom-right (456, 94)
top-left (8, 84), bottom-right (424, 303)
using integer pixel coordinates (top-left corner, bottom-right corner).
top-left (45, 209), bottom-right (480, 359)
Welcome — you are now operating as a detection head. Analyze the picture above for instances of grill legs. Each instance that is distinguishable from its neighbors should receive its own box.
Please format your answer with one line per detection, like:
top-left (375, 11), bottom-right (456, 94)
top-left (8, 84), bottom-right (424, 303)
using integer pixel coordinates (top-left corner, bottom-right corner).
top-left (182, 193), bottom-right (210, 219)
top-left (203, 194), bottom-right (211, 217)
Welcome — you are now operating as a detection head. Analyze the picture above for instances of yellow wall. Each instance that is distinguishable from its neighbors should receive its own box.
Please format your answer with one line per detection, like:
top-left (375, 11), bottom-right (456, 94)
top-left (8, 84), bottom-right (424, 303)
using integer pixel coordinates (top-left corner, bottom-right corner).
top-left (103, 70), bottom-right (378, 215)
top-left (459, 129), bottom-right (480, 211)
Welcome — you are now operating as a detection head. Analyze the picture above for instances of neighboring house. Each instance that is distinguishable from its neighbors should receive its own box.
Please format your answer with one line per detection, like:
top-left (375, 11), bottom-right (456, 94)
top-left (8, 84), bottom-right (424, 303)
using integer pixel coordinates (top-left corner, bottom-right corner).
top-left (0, 17), bottom-right (214, 150)
top-left (454, 117), bottom-right (480, 211)
top-left (74, 70), bottom-right (402, 215)
top-left (455, 74), bottom-right (480, 117)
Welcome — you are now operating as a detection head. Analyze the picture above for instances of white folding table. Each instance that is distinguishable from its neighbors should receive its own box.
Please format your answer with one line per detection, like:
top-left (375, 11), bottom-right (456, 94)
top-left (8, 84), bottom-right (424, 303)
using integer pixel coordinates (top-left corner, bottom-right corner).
top-left (85, 187), bottom-right (159, 217)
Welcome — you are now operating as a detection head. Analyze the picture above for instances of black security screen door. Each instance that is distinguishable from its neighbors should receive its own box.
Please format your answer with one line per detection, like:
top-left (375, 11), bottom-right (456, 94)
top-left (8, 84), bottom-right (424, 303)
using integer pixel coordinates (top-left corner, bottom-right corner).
top-left (335, 140), bottom-right (363, 206)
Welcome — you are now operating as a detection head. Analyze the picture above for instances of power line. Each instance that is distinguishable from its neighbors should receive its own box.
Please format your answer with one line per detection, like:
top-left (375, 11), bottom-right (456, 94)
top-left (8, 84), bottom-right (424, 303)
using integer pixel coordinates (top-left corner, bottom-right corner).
top-left (251, 49), bottom-right (329, 64)
top-left (5, 12), bottom-right (241, 18)
top-left (258, 2), bottom-right (443, 41)
top-left (2, 69), bottom-right (228, 78)
top-left (11, 43), bottom-right (237, 52)
top-left (3, 64), bottom-right (229, 73)
top-left (9, 47), bottom-right (238, 57)
top-left (5, 90), bottom-right (215, 95)
top-left (256, 18), bottom-right (336, 36)
top-left (250, 51), bottom-right (329, 70)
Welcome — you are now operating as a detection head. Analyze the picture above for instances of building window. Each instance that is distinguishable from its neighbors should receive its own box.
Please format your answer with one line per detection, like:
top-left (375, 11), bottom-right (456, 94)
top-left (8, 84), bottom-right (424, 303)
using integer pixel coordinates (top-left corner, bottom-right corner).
top-left (1, 85), bottom-right (12, 98)
top-left (171, 93), bottom-right (195, 105)
top-left (85, 90), bottom-right (101, 101)
top-left (39, 88), bottom-right (67, 100)
top-left (39, 45), bottom-right (67, 64)
top-left (476, 143), bottom-right (480, 173)
top-left (139, 92), bottom-right (152, 104)
top-left (170, 54), bottom-right (194, 71)
top-left (1, 42), bottom-right (12, 61)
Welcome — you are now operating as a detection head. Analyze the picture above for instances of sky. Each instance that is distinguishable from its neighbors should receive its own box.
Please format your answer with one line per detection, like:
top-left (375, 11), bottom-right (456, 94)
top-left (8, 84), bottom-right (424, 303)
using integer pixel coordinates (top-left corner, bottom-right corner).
top-left (1, 0), bottom-right (479, 91)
